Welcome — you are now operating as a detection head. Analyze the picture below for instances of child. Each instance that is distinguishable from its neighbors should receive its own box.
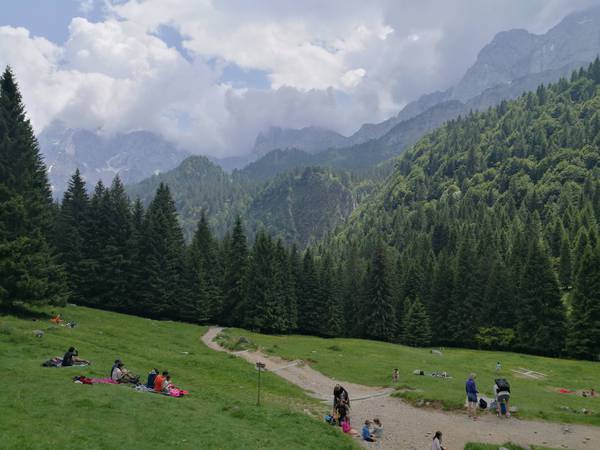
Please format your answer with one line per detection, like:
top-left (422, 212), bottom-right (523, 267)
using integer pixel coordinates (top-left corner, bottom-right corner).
top-left (372, 418), bottom-right (383, 440)
top-left (392, 368), bottom-right (399, 383)
top-left (362, 420), bottom-right (375, 442)
top-left (432, 431), bottom-right (445, 450)
top-left (496, 361), bottom-right (502, 372)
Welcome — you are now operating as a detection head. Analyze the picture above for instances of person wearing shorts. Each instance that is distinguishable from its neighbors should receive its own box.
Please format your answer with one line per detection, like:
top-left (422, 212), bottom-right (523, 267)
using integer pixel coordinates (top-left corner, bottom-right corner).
top-left (494, 381), bottom-right (511, 417)
top-left (466, 373), bottom-right (478, 420)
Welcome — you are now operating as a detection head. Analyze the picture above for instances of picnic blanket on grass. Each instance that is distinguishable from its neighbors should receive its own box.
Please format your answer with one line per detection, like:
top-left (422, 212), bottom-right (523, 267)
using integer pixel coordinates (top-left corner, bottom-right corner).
top-left (135, 384), bottom-right (189, 397)
top-left (73, 376), bottom-right (117, 385)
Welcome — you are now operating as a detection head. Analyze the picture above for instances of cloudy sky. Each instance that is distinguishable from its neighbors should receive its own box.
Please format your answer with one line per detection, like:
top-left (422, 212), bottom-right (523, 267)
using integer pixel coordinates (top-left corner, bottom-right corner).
top-left (0, 0), bottom-right (597, 157)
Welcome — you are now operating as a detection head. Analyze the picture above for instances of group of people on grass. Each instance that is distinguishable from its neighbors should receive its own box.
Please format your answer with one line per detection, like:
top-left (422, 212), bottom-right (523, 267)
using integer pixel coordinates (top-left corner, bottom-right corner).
top-left (466, 372), bottom-right (511, 420)
top-left (60, 347), bottom-right (182, 394)
top-left (330, 384), bottom-right (384, 443)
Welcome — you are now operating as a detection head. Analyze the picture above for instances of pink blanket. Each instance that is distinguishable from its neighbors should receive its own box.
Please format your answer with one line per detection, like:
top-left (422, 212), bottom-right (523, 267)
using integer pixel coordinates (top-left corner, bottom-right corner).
top-left (91, 377), bottom-right (118, 384)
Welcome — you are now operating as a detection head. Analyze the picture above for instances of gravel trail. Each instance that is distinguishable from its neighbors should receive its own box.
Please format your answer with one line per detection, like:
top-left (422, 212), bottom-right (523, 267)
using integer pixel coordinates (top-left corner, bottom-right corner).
top-left (202, 327), bottom-right (599, 450)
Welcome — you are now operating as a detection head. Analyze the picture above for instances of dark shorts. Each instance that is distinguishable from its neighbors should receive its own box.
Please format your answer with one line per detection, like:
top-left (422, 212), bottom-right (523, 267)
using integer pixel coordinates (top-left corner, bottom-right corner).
top-left (467, 393), bottom-right (477, 403)
top-left (497, 394), bottom-right (510, 403)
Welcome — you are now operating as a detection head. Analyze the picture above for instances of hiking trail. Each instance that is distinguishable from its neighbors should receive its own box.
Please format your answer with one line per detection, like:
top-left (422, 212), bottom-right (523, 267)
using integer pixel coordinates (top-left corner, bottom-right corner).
top-left (202, 327), bottom-right (600, 450)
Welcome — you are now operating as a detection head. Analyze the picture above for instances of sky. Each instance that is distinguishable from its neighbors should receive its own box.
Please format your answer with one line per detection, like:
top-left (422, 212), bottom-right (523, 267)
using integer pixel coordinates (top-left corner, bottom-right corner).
top-left (0, 0), bottom-right (597, 157)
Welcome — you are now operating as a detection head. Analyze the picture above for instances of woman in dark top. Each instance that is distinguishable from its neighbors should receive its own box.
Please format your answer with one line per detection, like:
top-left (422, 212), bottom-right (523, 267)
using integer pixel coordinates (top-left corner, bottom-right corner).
top-left (333, 384), bottom-right (350, 411)
top-left (62, 347), bottom-right (89, 366)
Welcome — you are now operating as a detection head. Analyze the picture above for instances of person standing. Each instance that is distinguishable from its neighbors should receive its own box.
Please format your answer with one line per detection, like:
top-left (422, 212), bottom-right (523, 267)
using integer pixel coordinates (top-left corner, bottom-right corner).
top-left (494, 379), bottom-right (511, 417)
top-left (392, 368), bottom-right (399, 383)
top-left (466, 373), bottom-right (478, 420)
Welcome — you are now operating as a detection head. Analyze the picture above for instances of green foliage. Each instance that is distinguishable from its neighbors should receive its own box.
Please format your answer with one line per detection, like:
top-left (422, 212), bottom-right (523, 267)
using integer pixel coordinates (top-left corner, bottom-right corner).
top-left (566, 245), bottom-right (600, 360)
top-left (401, 297), bottom-right (432, 347)
top-left (0, 66), bottom-right (67, 308)
top-left (475, 327), bottom-right (515, 350)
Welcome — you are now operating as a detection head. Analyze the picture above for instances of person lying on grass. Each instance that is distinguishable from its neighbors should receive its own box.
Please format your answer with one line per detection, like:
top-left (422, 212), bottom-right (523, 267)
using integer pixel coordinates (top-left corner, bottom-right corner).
top-left (61, 347), bottom-right (89, 366)
top-left (111, 362), bottom-right (139, 384)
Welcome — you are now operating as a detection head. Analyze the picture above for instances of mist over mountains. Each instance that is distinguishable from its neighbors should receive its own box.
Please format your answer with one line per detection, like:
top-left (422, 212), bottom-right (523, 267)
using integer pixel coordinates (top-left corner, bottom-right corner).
top-left (39, 4), bottom-right (600, 239)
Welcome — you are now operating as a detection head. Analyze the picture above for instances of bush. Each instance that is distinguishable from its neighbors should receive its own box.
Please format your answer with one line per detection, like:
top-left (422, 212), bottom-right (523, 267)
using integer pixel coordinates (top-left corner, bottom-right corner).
top-left (475, 327), bottom-right (515, 350)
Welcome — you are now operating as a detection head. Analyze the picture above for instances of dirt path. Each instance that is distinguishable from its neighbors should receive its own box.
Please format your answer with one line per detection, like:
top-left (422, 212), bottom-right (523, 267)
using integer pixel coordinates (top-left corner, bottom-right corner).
top-left (202, 327), bottom-right (600, 450)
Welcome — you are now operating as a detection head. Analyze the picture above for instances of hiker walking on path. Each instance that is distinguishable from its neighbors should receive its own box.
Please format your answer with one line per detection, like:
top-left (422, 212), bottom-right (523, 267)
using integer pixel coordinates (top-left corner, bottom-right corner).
top-left (466, 373), bottom-right (478, 420)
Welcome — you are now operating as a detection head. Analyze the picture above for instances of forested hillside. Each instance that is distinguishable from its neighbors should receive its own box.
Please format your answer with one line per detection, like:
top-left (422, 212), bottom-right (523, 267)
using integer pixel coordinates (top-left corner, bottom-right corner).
top-left (3, 60), bottom-right (600, 363)
top-left (127, 155), bottom-right (374, 244)
top-left (326, 60), bottom-right (600, 359)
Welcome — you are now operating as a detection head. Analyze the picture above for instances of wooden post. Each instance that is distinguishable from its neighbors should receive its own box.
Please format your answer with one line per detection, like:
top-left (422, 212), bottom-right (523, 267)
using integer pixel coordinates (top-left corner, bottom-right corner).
top-left (256, 361), bottom-right (266, 406)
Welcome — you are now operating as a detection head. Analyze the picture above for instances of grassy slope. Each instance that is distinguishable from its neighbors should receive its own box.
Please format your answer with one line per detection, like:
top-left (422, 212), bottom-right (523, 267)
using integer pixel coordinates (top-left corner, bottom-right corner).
top-left (223, 329), bottom-right (600, 426)
top-left (0, 307), bottom-right (357, 450)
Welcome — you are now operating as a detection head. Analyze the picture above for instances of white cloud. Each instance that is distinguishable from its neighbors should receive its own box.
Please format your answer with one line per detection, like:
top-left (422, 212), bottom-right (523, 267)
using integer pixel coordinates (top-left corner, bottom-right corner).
top-left (0, 0), bottom-right (597, 158)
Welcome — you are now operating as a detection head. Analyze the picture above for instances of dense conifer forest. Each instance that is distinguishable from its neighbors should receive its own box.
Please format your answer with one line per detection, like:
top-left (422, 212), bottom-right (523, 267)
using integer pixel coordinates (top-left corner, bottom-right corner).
top-left (2, 60), bottom-right (600, 361)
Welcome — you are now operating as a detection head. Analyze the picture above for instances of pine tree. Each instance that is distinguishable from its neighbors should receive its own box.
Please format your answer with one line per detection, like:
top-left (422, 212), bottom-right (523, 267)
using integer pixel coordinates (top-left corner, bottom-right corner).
top-left (188, 211), bottom-right (221, 320)
top-left (517, 239), bottom-right (566, 355)
top-left (55, 169), bottom-right (89, 301)
top-left (343, 242), bottom-right (364, 337)
top-left (319, 253), bottom-right (343, 337)
top-left (402, 297), bottom-right (432, 347)
top-left (447, 236), bottom-right (481, 346)
top-left (429, 250), bottom-right (454, 344)
top-left (101, 176), bottom-right (132, 311)
top-left (559, 235), bottom-right (573, 289)
top-left (565, 246), bottom-right (600, 360)
top-left (221, 216), bottom-right (248, 326)
top-left (0, 67), bottom-right (67, 308)
top-left (363, 242), bottom-right (396, 341)
top-left (126, 198), bottom-right (145, 314)
top-left (244, 231), bottom-right (287, 333)
top-left (298, 248), bottom-right (321, 335)
top-left (138, 183), bottom-right (185, 318)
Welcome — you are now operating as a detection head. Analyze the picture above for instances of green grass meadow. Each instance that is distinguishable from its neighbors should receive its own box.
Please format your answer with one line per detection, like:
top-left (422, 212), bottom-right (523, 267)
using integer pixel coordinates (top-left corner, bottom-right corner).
top-left (223, 329), bottom-right (600, 426)
top-left (0, 306), bottom-right (357, 450)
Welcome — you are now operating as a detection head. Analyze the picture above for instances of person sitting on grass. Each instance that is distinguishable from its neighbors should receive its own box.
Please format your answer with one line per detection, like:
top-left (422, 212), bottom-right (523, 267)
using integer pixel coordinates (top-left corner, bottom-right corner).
top-left (111, 359), bottom-right (122, 378)
top-left (431, 431), bottom-right (445, 450)
top-left (161, 375), bottom-right (174, 392)
top-left (465, 373), bottom-right (478, 420)
top-left (111, 362), bottom-right (139, 384)
top-left (154, 370), bottom-right (168, 391)
top-left (361, 420), bottom-right (376, 442)
top-left (335, 401), bottom-right (349, 426)
top-left (61, 347), bottom-right (89, 366)
top-left (146, 368), bottom-right (159, 389)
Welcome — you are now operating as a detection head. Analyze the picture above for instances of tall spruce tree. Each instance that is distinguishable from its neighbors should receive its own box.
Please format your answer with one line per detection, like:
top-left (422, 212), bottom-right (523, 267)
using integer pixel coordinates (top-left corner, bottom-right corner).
top-left (402, 297), bottom-right (432, 347)
top-left (55, 169), bottom-right (89, 302)
top-left (363, 241), bottom-right (396, 341)
top-left (565, 245), bottom-right (600, 360)
top-left (221, 216), bottom-right (248, 326)
top-left (189, 211), bottom-right (221, 320)
top-left (138, 183), bottom-right (185, 319)
top-left (0, 67), bottom-right (67, 308)
top-left (517, 239), bottom-right (566, 355)
top-left (298, 248), bottom-right (321, 335)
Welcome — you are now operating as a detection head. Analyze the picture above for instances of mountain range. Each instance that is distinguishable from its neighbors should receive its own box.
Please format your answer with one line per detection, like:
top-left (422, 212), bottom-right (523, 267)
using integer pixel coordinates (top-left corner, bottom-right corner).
top-left (40, 6), bottom-right (600, 245)
top-left (38, 122), bottom-right (189, 197)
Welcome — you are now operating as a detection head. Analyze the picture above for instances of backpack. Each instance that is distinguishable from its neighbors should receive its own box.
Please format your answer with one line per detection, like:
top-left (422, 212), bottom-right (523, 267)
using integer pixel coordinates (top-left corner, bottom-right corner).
top-left (495, 378), bottom-right (510, 393)
top-left (478, 398), bottom-right (488, 409)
